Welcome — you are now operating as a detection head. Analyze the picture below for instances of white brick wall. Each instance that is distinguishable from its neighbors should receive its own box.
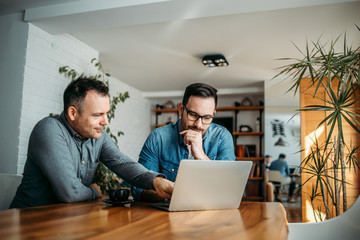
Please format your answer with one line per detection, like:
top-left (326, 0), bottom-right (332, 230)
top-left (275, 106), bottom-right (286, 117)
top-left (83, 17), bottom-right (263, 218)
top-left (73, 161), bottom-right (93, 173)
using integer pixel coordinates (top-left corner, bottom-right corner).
top-left (18, 24), bottom-right (151, 174)
top-left (107, 77), bottom-right (152, 160)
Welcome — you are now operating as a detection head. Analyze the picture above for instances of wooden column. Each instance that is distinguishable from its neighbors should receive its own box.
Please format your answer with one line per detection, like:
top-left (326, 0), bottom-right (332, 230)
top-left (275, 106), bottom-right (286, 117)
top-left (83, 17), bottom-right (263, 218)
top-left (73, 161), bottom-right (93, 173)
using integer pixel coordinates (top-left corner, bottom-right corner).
top-left (300, 78), bottom-right (360, 222)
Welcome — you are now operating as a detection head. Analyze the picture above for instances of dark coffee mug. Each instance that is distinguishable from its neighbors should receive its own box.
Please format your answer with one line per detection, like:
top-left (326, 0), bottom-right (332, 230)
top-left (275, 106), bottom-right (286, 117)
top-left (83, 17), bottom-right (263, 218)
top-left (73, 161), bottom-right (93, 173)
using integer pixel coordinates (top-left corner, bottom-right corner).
top-left (108, 189), bottom-right (130, 202)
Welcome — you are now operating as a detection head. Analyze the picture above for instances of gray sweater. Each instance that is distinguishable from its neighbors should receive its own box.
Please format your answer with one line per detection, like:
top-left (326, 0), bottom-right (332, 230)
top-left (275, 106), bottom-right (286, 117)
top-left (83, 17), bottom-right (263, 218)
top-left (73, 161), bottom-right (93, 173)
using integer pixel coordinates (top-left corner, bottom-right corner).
top-left (10, 112), bottom-right (160, 208)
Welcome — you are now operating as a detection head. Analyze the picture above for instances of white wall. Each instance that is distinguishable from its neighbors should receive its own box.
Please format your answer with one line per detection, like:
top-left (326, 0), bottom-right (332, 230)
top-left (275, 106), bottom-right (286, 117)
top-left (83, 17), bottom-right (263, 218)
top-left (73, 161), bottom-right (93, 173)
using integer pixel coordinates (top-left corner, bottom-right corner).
top-left (107, 77), bottom-right (152, 160)
top-left (264, 78), bottom-right (301, 168)
top-left (10, 23), bottom-right (151, 174)
top-left (0, 13), bottom-right (28, 174)
top-left (264, 111), bottom-right (300, 168)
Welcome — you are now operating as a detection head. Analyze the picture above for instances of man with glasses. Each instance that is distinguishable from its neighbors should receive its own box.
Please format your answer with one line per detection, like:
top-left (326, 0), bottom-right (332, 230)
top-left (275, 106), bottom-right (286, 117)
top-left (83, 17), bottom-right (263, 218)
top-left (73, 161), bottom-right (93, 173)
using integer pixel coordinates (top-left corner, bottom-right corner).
top-left (132, 83), bottom-right (235, 202)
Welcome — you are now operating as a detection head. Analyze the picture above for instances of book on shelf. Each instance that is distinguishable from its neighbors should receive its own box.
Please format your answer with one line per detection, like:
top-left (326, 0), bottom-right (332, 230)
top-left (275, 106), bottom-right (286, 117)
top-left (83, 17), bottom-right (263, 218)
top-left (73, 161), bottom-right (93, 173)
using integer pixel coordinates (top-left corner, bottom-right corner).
top-left (236, 144), bottom-right (257, 158)
top-left (250, 163), bottom-right (260, 177)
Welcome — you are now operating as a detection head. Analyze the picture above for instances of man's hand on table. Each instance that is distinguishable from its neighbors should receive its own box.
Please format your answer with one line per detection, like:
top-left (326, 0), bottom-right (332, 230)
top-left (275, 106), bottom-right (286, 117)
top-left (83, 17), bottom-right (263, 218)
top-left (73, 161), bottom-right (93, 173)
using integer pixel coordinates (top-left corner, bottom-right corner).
top-left (90, 183), bottom-right (102, 198)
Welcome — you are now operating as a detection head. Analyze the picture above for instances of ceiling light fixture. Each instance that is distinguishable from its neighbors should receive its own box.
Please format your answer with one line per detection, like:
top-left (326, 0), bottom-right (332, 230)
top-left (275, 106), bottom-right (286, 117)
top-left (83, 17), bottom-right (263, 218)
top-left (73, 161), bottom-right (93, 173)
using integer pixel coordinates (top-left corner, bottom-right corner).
top-left (202, 54), bottom-right (229, 67)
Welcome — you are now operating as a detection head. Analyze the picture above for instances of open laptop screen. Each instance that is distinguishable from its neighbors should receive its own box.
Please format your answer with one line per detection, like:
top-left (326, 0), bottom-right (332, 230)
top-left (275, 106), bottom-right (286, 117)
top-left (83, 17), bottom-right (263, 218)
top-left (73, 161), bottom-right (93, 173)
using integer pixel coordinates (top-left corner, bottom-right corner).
top-left (151, 160), bottom-right (252, 212)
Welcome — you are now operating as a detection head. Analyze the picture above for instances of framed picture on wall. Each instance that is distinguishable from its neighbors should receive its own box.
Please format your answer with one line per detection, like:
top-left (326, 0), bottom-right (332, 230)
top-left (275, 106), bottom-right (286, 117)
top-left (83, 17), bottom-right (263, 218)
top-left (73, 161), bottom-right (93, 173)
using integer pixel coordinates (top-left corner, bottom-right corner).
top-left (244, 145), bottom-right (256, 157)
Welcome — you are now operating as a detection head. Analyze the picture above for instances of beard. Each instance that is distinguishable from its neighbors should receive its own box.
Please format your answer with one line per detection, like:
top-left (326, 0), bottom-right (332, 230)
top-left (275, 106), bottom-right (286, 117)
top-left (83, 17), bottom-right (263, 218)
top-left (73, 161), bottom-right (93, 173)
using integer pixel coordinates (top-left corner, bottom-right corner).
top-left (186, 124), bottom-right (207, 137)
top-left (188, 125), bottom-right (203, 132)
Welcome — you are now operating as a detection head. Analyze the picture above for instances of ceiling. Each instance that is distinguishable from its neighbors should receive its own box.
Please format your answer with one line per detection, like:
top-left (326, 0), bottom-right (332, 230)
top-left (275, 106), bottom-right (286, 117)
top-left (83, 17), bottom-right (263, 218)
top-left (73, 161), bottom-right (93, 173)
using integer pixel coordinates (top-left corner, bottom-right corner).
top-left (1, 0), bottom-right (360, 95)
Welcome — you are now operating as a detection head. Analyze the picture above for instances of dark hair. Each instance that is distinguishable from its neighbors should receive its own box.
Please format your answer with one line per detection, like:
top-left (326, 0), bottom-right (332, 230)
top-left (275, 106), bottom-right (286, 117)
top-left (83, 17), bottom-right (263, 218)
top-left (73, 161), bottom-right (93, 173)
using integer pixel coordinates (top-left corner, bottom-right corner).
top-left (279, 153), bottom-right (286, 159)
top-left (63, 77), bottom-right (109, 113)
top-left (182, 83), bottom-right (218, 107)
top-left (265, 155), bottom-right (271, 158)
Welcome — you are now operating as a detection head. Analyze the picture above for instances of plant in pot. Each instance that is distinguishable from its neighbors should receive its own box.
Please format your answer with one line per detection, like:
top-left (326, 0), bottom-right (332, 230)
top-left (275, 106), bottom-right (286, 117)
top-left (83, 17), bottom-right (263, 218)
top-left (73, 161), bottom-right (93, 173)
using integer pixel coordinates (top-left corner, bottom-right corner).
top-left (274, 26), bottom-right (360, 221)
top-left (59, 58), bottom-right (130, 195)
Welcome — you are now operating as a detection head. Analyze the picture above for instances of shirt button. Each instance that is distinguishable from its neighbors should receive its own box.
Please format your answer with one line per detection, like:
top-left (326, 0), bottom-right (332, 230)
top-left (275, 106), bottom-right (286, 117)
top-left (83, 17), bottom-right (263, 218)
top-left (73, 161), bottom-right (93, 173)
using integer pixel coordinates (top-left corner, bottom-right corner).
top-left (172, 169), bottom-right (174, 172)
top-left (82, 161), bottom-right (86, 164)
top-left (79, 178), bottom-right (82, 182)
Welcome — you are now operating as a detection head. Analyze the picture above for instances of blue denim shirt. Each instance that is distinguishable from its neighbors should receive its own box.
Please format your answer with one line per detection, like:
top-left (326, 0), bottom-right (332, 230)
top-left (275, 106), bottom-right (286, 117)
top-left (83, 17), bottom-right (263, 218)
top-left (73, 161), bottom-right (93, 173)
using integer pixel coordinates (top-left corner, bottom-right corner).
top-left (269, 158), bottom-right (289, 177)
top-left (131, 119), bottom-right (235, 200)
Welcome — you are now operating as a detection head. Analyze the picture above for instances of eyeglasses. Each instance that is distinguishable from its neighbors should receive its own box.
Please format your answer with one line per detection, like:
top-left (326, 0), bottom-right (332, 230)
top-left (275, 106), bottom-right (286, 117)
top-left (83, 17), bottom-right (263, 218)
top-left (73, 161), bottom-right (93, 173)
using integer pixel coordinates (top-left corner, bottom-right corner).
top-left (183, 105), bottom-right (214, 125)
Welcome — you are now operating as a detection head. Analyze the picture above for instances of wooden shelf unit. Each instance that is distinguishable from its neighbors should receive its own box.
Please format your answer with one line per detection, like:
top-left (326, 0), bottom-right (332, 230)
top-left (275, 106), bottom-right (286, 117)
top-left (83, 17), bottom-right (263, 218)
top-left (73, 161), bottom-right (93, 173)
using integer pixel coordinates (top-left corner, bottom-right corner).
top-left (231, 105), bottom-right (264, 201)
top-left (248, 177), bottom-right (264, 181)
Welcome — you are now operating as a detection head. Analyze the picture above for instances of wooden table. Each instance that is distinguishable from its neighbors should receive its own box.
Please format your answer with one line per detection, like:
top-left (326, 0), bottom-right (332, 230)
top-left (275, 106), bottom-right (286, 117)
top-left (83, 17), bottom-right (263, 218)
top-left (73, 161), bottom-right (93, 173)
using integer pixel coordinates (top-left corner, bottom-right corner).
top-left (0, 199), bottom-right (288, 240)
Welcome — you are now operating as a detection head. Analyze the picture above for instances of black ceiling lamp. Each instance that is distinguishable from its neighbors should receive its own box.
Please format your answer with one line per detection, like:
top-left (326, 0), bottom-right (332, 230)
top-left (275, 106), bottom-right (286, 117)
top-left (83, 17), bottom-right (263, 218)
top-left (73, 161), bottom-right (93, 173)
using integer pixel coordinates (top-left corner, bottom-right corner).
top-left (202, 54), bottom-right (229, 67)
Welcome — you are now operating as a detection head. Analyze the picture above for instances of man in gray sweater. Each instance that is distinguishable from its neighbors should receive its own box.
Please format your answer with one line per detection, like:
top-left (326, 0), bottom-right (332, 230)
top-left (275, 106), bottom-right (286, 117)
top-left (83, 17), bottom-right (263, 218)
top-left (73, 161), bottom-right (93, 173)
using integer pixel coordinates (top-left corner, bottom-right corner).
top-left (10, 77), bottom-right (173, 208)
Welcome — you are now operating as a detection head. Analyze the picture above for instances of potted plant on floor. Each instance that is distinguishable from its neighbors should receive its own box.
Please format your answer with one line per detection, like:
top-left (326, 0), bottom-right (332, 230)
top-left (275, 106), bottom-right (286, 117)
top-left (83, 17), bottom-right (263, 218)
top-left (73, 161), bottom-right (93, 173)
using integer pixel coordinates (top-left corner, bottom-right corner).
top-left (274, 26), bottom-right (360, 221)
top-left (59, 58), bottom-right (130, 195)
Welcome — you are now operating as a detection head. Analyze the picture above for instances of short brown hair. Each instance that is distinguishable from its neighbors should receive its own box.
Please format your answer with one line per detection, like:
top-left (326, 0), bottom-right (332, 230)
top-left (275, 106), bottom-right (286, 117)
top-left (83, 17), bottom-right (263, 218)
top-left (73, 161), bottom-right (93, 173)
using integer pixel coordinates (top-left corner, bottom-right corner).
top-left (63, 77), bottom-right (109, 113)
top-left (182, 83), bottom-right (218, 107)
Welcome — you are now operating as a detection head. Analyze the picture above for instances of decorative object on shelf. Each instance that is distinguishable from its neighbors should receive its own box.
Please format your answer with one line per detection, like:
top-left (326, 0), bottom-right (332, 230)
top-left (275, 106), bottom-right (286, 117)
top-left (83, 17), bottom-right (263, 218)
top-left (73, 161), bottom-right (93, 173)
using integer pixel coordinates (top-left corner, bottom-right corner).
top-left (259, 100), bottom-right (264, 106)
top-left (156, 104), bottom-right (164, 109)
top-left (236, 144), bottom-right (245, 157)
top-left (202, 54), bottom-right (229, 67)
top-left (250, 163), bottom-right (261, 177)
top-left (244, 145), bottom-right (256, 158)
top-left (271, 119), bottom-right (285, 137)
top-left (239, 125), bottom-right (253, 132)
top-left (255, 117), bottom-right (260, 132)
top-left (241, 97), bottom-right (253, 106)
top-left (165, 117), bottom-right (173, 125)
top-left (163, 100), bottom-right (175, 109)
top-left (235, 101), bottom-right (241, 107)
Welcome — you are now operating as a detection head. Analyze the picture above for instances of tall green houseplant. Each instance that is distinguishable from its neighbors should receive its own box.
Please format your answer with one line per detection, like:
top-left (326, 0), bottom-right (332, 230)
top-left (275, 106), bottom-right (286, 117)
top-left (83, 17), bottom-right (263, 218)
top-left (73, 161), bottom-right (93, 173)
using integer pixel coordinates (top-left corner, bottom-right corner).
top-left (59, 58), bottom-right (130, 195)
top-left (274, 27), bottom-right (360, 221)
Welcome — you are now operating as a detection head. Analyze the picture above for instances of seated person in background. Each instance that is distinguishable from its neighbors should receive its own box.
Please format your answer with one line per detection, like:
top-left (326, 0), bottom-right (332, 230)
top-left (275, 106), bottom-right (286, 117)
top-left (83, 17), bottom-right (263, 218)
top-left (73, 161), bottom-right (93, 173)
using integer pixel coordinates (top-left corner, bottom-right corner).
top-left (264, 155), bottom-right (272, 170)
top-left (269, 153), bottom-right (296, 201)
top-left (10, 77), bottom-right (173, 208)
top-left (132, 83), bottom-right (236, 202)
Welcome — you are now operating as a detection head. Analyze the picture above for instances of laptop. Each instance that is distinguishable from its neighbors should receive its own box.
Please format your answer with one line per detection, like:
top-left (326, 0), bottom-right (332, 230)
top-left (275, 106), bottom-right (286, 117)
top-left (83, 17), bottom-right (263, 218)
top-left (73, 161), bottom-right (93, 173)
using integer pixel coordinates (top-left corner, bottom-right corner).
top-left (150, 160), bottom-right (252, 212)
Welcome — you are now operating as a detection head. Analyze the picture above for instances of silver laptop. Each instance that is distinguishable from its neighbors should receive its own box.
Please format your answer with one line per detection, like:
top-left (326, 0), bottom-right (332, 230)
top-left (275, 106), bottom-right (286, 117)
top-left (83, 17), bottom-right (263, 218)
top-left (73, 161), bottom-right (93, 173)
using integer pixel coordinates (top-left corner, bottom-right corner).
top-left (150, 160), bottom-right (252, 212)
